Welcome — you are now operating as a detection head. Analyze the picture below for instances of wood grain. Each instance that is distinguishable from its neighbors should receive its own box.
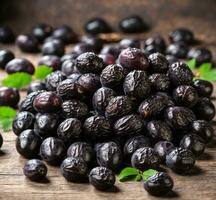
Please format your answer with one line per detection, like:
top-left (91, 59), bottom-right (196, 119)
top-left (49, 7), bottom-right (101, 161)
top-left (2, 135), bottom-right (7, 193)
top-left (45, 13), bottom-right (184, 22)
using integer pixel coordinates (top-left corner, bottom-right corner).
top-left (0, 122), bottom-right (216, 200)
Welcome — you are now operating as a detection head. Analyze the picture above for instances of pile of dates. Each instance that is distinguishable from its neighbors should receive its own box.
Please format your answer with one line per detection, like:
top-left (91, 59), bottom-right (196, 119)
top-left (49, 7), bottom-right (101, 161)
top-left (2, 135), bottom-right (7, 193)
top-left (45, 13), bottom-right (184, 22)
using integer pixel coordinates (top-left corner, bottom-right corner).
top-left (0, 19), bottom-right (215, 196)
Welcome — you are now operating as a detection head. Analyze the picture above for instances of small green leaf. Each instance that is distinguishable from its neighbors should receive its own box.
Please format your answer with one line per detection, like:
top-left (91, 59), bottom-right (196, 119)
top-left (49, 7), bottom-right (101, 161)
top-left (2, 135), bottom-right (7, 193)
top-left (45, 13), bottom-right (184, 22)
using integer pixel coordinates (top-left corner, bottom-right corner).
top-left (0, 106), bottom-right (17, 118)
top-left (199, 63), bottom-right (212, 75)
top-left (118, 167), bottom-right (140, 182)
top-left (0, 118), bottom-right (14, 132)
top-left (119, 174), bottom-right (138, 182)
top-left (134, 174), bottom-right (143, 182)
top-left (196, 62), bottom-right (216, 81)
top-left (34, 65), bottom-right (53, 80)
top-left (186, 59), bottom-right (196, 71)
top-left (2, 72), bottom-right (32, 89)
top-left (200, 69), bottom-right (216, 81)
top-left (0, 106), bottom-right (16, 132)
top-left (142, 169), bottom-right (158, 181)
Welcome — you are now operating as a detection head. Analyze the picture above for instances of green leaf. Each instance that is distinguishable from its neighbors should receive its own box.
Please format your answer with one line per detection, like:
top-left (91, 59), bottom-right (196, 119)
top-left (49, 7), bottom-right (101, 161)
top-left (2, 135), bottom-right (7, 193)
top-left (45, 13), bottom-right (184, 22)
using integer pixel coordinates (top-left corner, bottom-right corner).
top-left (0, 106), bottom-right (16, 132)
top-left (0, 106), bottom-right (17, 118)
top-left (142, 169), bottom-right (158, 181)
top-left (119, 174), bottom-right (139, 182)
top-left (0, 118), bottom-right (14, 132)
top-left (134, 174), bottom-right (143, 182)
top-left (200, 69), bottom-right (216, 81)
top-left (34, 65), bottom-right (53, 80)
top-left (186, 59), bottom-right (196, 71)
top-left (2, 72), bottom-right (32, 89)
top-left (196, 62), bottom-right (216, 81)
top-left (118, 167), bottom-right (140, 182)
top-left (199, 63), bottom-right (212, 75)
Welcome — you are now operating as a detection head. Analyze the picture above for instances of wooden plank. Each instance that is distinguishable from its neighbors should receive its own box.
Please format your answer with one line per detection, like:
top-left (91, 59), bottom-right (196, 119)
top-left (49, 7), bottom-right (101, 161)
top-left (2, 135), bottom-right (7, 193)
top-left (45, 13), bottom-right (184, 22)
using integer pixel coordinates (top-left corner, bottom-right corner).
top-left (0, 130), bottom-right (216, 200)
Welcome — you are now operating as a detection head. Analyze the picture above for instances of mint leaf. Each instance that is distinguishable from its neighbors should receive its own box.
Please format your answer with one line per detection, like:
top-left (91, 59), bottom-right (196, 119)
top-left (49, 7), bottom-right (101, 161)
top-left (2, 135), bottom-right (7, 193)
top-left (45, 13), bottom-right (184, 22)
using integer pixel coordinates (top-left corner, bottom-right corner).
top-left (200, 69), bottom-right (216, 81)
top-left (2, 72), bottom-right (32, 89)
top-left (118, 167), bottom-right (140, 182)
top-left (197, 63), bottom-right (216, 81)
top-left (199, 63), bottom-right (212, 75)
top-left (134, 174), bottom-right (143, 182)
top-left (34, 65), bottom-right (53, 80)
top-left (142, 169), bottom-right (158, 181)
top-left (0, 106), bottom-right (16, 132)
top-left (0, 118), bottom-right (14, 132)
top-left (118, 168), bottom-right (159, 182)
top-left (186, 59), bottom-right (196, 71)
top-left (0, 106), bottom-right (17, 118)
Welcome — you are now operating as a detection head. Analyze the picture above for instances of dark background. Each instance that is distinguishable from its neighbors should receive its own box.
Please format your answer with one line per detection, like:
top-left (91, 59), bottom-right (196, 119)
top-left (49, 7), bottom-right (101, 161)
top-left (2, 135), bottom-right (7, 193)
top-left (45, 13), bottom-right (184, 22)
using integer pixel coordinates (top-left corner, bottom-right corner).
top-left (0, 0), bottom-right (216, 39)
top-left (1, 0), bottom-right (216, 58)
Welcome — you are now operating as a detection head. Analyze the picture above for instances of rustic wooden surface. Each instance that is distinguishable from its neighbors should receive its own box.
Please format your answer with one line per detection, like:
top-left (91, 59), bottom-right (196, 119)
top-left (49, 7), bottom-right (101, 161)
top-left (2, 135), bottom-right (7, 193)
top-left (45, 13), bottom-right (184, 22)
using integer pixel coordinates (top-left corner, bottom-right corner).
top-left (0, 0), bottom-right (216, 199)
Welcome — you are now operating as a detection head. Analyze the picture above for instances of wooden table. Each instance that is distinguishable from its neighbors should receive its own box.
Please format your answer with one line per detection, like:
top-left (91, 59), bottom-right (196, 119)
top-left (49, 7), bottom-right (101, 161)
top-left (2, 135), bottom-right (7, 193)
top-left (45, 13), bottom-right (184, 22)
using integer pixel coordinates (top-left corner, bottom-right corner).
top-left (0, 133), bottom-right (216, 200)
top-left (0, 0), bottom-right (216, 198)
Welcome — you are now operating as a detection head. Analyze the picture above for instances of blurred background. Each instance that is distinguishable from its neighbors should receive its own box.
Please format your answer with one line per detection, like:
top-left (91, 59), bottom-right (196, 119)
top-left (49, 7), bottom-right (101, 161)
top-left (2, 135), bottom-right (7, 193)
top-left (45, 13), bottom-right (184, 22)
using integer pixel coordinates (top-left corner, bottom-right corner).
top-left (0, 0), bottom-right (216, 61)
top-left (0, 0), bottom-right (216, 42)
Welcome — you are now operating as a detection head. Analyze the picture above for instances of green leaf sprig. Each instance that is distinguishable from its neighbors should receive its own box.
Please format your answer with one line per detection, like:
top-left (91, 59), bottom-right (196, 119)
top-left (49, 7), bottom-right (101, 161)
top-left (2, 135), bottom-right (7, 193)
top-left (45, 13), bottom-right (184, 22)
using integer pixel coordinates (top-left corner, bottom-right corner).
top-left (1, 65), bottom-right (53, 89)
top-left (118, 167), bottom-right (158, 182)
top-left (186, 59), bottom-right (216, 81)
top-left (186, 59), bottom-right (196, 71)
top-left (34, 65), bottom-right (53, 80)
top-left (2, 72), bottom-right (32, 89)
top-left (0, 106), bottom-right (17, 132)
